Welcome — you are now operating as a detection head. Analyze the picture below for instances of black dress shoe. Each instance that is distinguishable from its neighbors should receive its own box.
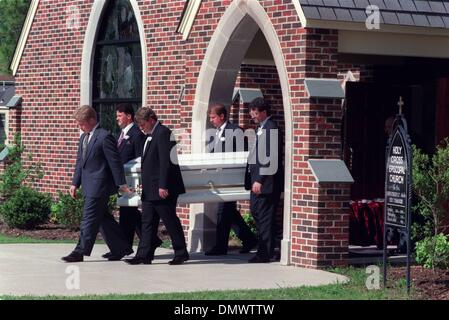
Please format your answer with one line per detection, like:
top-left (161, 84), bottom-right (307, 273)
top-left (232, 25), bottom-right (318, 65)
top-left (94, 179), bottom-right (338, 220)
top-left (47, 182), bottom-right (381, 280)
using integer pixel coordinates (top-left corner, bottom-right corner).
top-left (62, 252), bottom-right (84, 263)
top-left (102, 252), bottom-right (112, 259)
top-left (154, 238), bottom-right (163, 248)
top-left (271, 251), bottom-right (281, 262)
top-left (168, 254), bottom-right (189, 265)
top-left (248, 255), bottom-right (270, 263)
top-left (204, 248), bottom-right (227, 256)
top-left (103, 248), bottom-right (133, 260)
top-left (107, 254), bottom-right (125, 261)
top-left (239, 240), bottom-right (258, 254)
top-left (124, 257), bottom-right (152, 265)
top-left (104, 240), bottom-right (161, 258)
top-left (107, 248), bottom-right (134, 261)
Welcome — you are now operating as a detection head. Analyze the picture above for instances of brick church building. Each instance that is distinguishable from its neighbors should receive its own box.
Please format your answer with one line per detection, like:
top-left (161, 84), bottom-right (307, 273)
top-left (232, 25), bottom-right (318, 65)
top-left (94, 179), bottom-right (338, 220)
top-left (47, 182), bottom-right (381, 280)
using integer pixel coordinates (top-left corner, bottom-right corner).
top-left (4, 0), bottom-right (449, 268)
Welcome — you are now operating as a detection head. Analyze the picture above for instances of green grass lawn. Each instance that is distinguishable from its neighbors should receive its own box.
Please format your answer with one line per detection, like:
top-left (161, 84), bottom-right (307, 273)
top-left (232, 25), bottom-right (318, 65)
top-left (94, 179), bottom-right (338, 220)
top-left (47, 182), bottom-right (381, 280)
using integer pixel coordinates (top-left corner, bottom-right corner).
top-left (0, 267), bottom-right (412, 300)
top-left (0, 233), bottom-right (76, 244)
top-left (0, 232), bottom-right (172, 248)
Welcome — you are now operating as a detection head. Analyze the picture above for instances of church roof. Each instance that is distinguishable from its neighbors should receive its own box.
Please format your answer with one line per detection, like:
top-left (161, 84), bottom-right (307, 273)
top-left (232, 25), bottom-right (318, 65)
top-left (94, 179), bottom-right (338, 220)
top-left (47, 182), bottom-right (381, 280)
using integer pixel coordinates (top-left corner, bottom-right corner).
top-left (298, 0), bottom-right (449, 29)
top-left (0, 82), bottom-right (15, 107)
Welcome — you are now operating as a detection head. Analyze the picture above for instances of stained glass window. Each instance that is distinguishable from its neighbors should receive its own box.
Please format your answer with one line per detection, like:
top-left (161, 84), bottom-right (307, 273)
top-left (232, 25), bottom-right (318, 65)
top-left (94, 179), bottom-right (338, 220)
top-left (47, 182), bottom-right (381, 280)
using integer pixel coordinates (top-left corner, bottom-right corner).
top-left (93, 0), bottom-right (142, 135)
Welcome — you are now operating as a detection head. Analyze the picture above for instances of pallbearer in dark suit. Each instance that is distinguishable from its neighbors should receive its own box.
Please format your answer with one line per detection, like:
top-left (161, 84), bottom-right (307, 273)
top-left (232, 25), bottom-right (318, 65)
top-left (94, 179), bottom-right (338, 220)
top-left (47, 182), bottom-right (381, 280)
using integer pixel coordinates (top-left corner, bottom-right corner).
top-left (204, 103), bottom-right (257, 256)
top-left (245, 98), bottom-right (284, 263)
top-left (62, 105), bottom-right (132, 263)
top-left (125, 107), bottom-right (189, 265)
top-left (101, 103), bottom-right (162, 259)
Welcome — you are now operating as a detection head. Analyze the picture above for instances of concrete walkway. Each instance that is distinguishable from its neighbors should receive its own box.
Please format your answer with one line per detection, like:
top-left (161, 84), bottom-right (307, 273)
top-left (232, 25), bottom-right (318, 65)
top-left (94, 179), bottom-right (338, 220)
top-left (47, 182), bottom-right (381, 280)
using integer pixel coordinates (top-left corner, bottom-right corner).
top-left (0, 244), bottom-right (347, 297)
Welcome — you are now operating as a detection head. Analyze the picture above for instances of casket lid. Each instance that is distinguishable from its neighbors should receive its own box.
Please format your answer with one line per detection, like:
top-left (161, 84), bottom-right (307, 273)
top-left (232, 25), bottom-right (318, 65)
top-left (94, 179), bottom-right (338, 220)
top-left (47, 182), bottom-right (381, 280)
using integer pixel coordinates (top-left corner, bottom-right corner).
top-left (124, 152), bottom-right (249, 172)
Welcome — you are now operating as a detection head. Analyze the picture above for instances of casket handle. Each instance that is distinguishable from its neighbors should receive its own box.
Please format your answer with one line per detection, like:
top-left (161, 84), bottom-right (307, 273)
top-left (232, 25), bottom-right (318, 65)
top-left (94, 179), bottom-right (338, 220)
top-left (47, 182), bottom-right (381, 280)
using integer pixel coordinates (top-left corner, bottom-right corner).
top-left (207, 180), bottom-right (218, 194)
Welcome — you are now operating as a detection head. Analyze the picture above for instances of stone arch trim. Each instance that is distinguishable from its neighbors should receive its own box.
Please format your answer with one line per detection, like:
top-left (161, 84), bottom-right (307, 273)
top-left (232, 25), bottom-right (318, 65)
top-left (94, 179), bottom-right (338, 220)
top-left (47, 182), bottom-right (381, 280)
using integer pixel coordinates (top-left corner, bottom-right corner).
top-left (80, 0), bottom-right (148, 106)
top-left (191, 0), bottom-right (293, 265)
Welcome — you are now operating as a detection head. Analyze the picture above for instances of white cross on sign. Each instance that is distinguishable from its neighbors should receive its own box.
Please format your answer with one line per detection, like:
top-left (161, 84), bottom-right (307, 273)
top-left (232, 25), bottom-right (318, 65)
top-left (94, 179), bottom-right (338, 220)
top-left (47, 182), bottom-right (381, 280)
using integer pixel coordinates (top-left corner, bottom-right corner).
top-left (398, 96), bottom-right (405, 115)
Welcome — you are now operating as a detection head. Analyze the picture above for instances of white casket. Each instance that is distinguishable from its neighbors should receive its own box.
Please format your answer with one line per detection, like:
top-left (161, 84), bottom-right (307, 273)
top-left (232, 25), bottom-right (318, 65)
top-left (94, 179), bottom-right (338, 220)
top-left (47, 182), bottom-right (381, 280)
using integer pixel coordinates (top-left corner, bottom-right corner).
top-left (117, 151), bottom-right (250, 207)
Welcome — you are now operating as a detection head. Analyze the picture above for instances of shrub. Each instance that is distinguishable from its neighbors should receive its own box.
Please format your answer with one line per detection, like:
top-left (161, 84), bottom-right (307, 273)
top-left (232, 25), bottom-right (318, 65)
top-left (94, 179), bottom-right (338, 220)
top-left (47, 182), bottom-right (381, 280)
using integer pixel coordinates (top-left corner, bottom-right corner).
top-left (0, 186), bottom-right (52, 229)
top-left (242, 212), bottom-right (257, 235)
top-left (412, 140), bottom-right (449, 239)
top-left (108, 194), bottom-right (118, 214)
top-left (0, 134), bottom-right (44, 200)
top-left (51, 190), bottom-right (84, 231)
top-left (412, 141), bottom-right (449, 270)
top-left (51, 191), bottom-right (120, 231)
top-left (230, 212), bottom-right (257, 241)
top-left (415, 234), bottom-right (449, 270)
top-left (0, 134), bottom-right (48, 229)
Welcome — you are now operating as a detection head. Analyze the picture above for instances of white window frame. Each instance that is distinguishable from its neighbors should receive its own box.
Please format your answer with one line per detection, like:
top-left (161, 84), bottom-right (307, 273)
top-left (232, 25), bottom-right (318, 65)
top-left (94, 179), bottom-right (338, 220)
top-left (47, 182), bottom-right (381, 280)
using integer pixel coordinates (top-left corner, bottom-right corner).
top-left (0, 107), bottom-right (9, 146)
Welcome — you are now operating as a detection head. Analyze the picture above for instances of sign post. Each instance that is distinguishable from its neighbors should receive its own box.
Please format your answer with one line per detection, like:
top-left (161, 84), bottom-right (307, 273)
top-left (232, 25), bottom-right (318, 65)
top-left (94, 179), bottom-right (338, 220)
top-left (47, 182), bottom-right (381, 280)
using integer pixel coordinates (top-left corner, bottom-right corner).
top-left (383, 97), bottom-right (412, 295)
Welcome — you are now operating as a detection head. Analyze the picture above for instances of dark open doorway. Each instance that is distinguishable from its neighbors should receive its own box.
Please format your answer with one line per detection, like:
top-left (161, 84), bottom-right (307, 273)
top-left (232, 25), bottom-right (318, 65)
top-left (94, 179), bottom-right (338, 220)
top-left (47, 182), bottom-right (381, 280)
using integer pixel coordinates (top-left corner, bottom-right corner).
top-left (344, 82), bottom-right (436, 200)
top-left (343, 56), bottom-right (449, 260)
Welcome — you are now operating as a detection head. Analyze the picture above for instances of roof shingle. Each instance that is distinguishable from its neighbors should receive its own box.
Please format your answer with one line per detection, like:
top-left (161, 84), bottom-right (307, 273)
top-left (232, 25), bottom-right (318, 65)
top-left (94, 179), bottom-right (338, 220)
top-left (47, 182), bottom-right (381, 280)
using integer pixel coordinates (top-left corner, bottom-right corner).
top-left (298, 0), bottom-right (449, 29)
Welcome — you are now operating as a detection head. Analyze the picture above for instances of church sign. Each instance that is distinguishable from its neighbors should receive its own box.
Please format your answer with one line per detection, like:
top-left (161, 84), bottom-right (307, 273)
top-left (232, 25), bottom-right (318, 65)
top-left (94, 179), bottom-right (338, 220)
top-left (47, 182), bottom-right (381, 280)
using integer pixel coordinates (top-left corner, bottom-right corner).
top-left (385, 126), bottom-right (410, 228)
top-left (383, 98), bottom-right (413, 295)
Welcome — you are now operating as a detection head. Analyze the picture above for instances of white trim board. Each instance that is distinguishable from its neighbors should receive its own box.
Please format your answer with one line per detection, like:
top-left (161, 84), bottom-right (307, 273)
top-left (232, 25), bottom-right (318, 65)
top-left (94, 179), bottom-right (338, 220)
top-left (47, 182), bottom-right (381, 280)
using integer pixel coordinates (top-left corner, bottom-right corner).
top-left (177, 0), bottom-right (203, 41)
top-left (339, 30), bottom-right (449, 59)
top-left (308, 159), bottom-right (354, 184)
top-left (10, 0), bottom-right (40, 76)
top-left (0, 108), bottom-right (10, 146)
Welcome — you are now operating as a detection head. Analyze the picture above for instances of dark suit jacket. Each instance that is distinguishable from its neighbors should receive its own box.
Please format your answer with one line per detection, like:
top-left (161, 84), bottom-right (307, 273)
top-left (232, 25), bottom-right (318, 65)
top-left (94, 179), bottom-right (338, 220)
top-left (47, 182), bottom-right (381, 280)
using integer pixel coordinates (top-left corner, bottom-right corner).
top-left (72, 127), bottom-right (126, 198)
top-left (245, 117), bottom-right (284, 195)
top-left (118, 123), bottom-right (145, 164)
top-left (141, 123), bottom-right (186, 202)
top-left (208, 121), bottom-right (247, 153)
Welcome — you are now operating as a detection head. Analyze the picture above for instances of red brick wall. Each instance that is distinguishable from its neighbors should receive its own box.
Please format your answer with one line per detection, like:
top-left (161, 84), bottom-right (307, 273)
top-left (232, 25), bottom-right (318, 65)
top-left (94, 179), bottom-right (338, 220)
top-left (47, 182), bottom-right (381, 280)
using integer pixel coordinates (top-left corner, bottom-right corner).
top-left (12, 0), bottom-right (191, 232)
top-left (138, 0), bottom-right (190, 231)
top-left (12, 0), bottom-right (93, 196)
top-left (338, 63), bottom-right (374, 84)
top-left (0, 162), bottom-right (5, 180)
top-left (233, 64), bottom-right (283, 129)
top-left (231, 63), bottom-right (284, 235)
top-left (12, 0), bottom-right (353, 268)
top-left (286, 27), bottom-right (351, 268)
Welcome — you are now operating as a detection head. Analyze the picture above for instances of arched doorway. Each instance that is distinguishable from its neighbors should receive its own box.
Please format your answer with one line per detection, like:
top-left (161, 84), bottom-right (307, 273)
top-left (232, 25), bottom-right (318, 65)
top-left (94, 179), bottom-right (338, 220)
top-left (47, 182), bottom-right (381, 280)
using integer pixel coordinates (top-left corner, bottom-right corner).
top-left (80, 0), bottom-right (147, 134)
top-left (190, 0), bottom-right (293, 265)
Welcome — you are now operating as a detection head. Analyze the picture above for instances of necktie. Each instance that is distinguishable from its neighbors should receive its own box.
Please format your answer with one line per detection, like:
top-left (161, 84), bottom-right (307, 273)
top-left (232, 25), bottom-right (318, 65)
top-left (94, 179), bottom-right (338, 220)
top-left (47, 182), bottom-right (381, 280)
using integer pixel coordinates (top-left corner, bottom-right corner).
top-left (215, 128), bottom-right (221, 144)
top-left (82, 132), bottom-right (90, 161)
top-left (248, 125), bottom-right (260, 162)
top-left (143, 134), bottom-right (152, 155)
top-left (117, 131), bottom-right (125, 148)
top-left (211, 128), bottom-right (223, 153)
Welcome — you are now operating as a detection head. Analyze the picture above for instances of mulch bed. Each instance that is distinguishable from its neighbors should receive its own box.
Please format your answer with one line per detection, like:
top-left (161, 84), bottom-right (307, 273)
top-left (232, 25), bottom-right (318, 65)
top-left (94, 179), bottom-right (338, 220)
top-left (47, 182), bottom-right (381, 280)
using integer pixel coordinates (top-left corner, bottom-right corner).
top-left (388, 266), bottom-right (449, 300)
top-left (0, 222), bottom-right (80, 241)
top-left (0, 220), bottom-right (170, 242)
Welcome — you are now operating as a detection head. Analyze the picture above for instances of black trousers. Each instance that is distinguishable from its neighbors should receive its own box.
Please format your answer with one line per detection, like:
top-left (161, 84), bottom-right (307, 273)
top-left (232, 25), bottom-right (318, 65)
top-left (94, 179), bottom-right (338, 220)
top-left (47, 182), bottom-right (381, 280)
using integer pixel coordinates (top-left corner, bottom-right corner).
top-left (136, 196), bottom-right (188, 260)
top-left (214, 201), bottom-right (257, 252)
top-left (119, 206), bottom-right (142, 249)
top-left (74, 196), bottom-right (129, 256)
top-left (250, 192), bottom-right (282, 260)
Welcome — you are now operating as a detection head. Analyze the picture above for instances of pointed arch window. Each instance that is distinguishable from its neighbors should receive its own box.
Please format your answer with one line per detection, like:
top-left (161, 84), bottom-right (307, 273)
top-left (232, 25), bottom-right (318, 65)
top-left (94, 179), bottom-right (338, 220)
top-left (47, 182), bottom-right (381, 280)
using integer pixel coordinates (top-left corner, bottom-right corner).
top-left (93, 0), bottom-right (142, 135)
